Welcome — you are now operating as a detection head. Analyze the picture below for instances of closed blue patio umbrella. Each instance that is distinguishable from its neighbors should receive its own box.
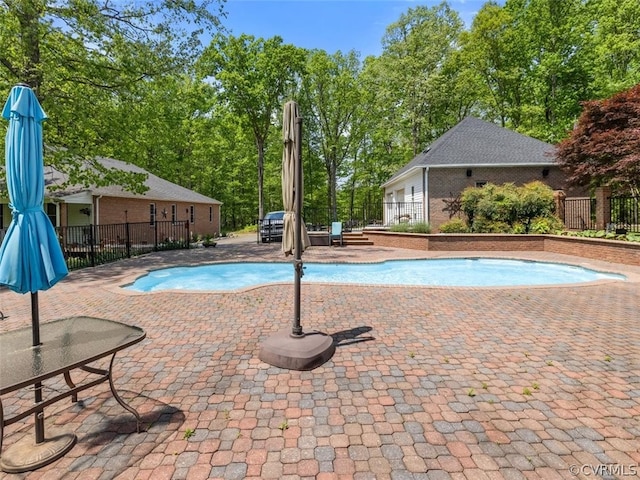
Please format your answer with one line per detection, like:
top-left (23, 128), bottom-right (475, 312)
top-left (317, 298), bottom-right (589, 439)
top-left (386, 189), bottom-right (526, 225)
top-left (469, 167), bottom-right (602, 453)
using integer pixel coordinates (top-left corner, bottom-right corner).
top-left (0, 84), bottom-right (70, 471)
top-left (0, 84), bottom-right (68, 323)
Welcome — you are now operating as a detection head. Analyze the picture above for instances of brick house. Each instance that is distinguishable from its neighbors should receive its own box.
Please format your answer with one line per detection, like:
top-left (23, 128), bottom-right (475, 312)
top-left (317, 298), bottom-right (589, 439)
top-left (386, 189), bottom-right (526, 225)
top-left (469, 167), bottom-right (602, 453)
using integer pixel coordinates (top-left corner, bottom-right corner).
top-left (381, 117), bottom-right (584, 231)
top-left (1, 156), bottom-right (222, 242)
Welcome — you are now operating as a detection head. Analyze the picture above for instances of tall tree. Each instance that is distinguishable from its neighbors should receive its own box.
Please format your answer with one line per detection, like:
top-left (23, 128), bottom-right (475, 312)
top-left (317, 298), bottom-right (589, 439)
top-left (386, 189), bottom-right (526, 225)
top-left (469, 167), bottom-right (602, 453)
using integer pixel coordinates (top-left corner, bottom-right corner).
top-left (0, 0), bottom-right (224, 191)
top-left (460, 1), bottom-right (525, 127)
top-left (197, 34), bottom-right (306, 220)
top-left (378, 2), bottom-right (464, 155)
top-left (588, 0), bottom-right (640, 97)
top-left (555, 84), bottom-right (640, 195)
top-left (300, 49), bottom-right (366, 221)
top-left (506, 0), bottom-right (593, 141)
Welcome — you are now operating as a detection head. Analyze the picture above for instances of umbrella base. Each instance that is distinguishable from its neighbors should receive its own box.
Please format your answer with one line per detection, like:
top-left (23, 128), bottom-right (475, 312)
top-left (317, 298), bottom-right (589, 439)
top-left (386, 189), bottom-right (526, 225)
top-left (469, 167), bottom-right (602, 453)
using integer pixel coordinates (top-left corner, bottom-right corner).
top-left (259, 329), bottom-right (335, 370)
top-left (0, 430), bottom-right (77, 473)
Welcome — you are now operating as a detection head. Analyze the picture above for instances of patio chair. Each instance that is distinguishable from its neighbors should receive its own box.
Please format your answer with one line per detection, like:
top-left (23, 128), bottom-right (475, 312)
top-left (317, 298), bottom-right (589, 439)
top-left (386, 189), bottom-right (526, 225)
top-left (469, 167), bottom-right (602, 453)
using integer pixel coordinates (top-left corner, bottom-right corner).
top-left (330, 221), bottom-right (343, 246)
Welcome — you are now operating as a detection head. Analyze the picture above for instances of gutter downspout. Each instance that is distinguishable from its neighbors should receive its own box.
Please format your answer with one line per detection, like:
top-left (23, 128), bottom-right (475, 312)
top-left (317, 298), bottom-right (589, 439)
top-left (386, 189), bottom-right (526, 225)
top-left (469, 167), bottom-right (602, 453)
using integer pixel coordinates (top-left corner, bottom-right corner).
top-left (423, 167), bottom-right (429, 225)
top-left (217, 204), bottom-right (222, 236)
top-left (94, 195), bottom-right (103, 225)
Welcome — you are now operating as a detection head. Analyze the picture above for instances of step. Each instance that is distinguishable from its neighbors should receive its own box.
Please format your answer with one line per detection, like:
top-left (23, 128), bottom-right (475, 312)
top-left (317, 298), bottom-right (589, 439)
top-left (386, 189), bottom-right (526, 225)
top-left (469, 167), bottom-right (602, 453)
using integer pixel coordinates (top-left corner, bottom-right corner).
top-left (343, 239), bottom-right (374, 246)
top-left (341, 232), bottom-right (373, 246)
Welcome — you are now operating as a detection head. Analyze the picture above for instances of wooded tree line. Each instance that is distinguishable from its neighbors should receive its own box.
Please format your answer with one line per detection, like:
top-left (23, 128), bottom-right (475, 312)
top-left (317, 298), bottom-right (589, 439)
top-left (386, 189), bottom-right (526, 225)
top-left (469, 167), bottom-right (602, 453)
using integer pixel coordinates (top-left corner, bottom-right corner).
top-left (1, 0), bottom-right (639, 230)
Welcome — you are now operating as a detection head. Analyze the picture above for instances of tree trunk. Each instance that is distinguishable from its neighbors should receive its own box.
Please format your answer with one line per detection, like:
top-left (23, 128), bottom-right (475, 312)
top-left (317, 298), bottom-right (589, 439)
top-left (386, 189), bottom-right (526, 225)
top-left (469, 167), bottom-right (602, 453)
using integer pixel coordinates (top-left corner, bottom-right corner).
top-left (329, 160), bottom-right (337, 222)
top-left (16, 0), bottom-right (43, 94)
top-left (256, 137), bottom-right (265, 220)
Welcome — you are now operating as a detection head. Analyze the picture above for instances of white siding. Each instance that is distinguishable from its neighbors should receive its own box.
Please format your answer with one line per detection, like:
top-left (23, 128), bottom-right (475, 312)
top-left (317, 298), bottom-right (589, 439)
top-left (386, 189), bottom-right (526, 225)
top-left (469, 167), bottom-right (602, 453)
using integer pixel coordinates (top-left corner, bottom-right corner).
top-left (383, 170), bottom-right (426, 224)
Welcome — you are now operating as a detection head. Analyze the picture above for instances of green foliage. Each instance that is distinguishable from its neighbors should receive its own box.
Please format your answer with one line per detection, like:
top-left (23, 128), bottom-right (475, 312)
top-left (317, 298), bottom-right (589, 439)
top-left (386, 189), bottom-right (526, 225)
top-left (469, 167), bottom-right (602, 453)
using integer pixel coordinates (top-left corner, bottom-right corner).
top-left (561, 230), bottom-right (640, 242)
top-left (472, 219), bottom-right (512, 234)
top-left (411, 222), bottom-right (431, 234)
top-left (529, 216), bottom-right (564, 234)
top-left (517, 181), bottom-right (556, 219)
top-left (0, 0), bottom-right (224, 192)
top-left (197, 34), bottom-right (306, 219)
top-left (511, 222), bottom-right (527, 234)
top-left (378, 3), bottom-right (465, 153)
top-left (390, 222), bottom-right (431, 233)
top-left (438, 218), bottom-right (469, 233)
top-left (389, 223), bottom-right (411, 233)
top-left (555, 84), bottom-right (640, 195)
top-left (461, 182), bottom-right (561, 233)
top-left (300, 49), bottom-right (367, 222)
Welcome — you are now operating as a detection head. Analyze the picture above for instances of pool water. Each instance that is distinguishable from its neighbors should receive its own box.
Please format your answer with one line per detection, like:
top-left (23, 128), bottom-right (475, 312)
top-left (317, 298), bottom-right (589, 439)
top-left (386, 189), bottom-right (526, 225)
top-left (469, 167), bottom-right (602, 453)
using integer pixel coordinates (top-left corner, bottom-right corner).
top-left (124, 258), bottom-right (625, 292)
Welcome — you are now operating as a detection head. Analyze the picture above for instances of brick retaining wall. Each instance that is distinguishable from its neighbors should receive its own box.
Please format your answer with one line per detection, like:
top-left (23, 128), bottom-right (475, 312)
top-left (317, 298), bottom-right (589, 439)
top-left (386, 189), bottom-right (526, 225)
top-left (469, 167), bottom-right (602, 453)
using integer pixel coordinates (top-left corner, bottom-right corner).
top-left (364, 231), bottom-right (640, 267)
top-left (544, 236), bottom-right (640, 266)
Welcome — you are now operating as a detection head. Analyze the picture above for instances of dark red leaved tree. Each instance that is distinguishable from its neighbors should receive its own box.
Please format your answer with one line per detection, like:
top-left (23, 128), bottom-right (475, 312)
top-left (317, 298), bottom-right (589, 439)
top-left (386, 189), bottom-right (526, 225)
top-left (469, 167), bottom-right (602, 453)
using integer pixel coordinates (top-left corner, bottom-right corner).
top-left (555, 84), bottom-right (640, 195)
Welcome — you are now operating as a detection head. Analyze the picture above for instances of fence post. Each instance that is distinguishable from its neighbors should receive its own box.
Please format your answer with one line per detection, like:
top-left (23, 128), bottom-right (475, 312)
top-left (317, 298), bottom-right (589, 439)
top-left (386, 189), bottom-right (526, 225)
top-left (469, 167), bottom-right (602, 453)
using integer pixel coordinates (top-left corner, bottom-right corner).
top-left (89, 224), bottom-right (96, 267)
top-left (554, 190), bottom-right (566, 223)
top-left (154, 221), bottom-right (158, 252)
top-left (595, 186), bottom-right (611, 231)
top-left (125, 221), bottom-right (131, 258)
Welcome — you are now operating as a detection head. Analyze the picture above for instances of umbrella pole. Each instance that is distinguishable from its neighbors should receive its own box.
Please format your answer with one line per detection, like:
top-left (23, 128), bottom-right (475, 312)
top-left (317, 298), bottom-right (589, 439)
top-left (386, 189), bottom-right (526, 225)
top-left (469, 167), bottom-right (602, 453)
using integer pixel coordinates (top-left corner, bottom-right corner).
top-left (31, 292), bottom-right (45, 443)
top-left (31, 292), bottom-right (40, 346)
top-left (292, 116), bottom-right (303, 338)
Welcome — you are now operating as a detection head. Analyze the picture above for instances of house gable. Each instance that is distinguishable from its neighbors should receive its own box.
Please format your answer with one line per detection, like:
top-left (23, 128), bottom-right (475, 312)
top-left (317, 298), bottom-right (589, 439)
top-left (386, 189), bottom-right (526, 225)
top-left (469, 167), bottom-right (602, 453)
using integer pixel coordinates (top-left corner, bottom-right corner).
top-left (45, 156), bottom-right (221, 205)
top-left (382, 117), bottom-right (556, 187)
top-left (36, 156), bottom-right (222, 236)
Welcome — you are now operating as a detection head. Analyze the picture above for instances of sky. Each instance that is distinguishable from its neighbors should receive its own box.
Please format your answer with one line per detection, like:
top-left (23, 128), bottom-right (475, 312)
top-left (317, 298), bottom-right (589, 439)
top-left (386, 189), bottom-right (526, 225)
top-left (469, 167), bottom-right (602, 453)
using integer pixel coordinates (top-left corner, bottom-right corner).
top-left (219, 0), bottom-right (498, 58)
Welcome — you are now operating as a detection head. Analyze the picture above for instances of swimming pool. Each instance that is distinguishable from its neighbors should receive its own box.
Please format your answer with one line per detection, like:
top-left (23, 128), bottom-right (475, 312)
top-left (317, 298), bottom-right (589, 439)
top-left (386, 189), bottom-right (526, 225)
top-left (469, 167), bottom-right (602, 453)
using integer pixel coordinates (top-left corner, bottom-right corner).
top-left (123, 258), bottom-right (625, 292)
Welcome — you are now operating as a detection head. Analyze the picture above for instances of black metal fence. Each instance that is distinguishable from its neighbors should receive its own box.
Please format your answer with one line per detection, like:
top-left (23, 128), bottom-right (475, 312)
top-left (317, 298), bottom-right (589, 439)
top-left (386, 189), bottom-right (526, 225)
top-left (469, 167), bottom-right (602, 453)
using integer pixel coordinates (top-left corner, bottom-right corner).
top-left (303, 204), bottom-right (384, 231)
top-left (382, 202), bottom-right (424, 226)
top-left (610, 196), bottom-right (640, 233)
top-left (57, 220), bottom-right (190, 270)
top-left (564, 198), bottom-right (596, 230)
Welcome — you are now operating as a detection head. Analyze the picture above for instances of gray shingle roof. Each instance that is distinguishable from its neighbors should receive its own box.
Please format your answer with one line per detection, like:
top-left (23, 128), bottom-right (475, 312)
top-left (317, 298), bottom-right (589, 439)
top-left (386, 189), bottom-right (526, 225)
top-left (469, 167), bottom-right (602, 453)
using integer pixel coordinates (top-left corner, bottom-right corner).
top-left (45, 156), bottom-right (221, 204)
top-left (383, 117), bottom-right (556, 186)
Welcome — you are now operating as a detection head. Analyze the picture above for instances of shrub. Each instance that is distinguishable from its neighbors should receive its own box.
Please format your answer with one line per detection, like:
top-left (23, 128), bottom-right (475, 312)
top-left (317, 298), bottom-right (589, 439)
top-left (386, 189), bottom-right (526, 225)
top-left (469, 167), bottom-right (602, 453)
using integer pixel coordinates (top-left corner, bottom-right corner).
top-left (390, 222), bottom-right (411, 232)
top-left (562, 230), bottom-right (640, 242)
top-left (461, 181), bottom-right (560, 233)
top-left (517, 181), bottom-right (555, 219)
top-left (511, 222), bottom-right (527, 234)
top-left (389, 222), bottom-right (431, 233)
top-left (439, 218), bottom-right (469, 233)
top-left (529, 216), bottom-right (564, 234)
top-left (411, 222), bottom-right (431, 234)
top-left (472, 219), bottom-right (511, 233)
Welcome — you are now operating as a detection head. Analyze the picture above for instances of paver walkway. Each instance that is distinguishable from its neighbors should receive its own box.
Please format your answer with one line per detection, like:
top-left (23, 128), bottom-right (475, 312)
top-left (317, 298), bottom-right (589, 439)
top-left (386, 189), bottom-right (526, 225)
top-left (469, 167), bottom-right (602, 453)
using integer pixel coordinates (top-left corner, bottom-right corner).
top-left (1, 235), bottom-right (639, 480)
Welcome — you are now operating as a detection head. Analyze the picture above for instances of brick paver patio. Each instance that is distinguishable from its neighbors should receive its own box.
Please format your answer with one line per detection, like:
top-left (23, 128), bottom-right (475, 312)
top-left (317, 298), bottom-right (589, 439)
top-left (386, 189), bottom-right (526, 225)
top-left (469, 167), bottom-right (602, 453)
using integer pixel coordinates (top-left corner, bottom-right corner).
top-left (1, 235), bottom-right (639, 480)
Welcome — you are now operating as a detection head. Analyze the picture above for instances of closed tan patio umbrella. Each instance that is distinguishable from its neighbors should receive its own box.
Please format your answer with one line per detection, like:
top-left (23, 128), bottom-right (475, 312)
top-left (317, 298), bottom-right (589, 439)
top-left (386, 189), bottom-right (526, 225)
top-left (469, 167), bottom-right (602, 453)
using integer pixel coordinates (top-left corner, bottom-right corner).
top-left (258, 101), bottom-right (334, 370)
top-left (281, 100), bottom-right (309, 257)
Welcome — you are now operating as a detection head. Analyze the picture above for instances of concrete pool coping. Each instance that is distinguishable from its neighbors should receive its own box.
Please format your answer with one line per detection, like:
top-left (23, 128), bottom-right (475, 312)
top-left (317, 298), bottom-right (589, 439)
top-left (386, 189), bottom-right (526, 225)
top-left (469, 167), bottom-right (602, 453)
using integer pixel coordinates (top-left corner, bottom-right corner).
top-left (113, 253), bottom-right (635, 296)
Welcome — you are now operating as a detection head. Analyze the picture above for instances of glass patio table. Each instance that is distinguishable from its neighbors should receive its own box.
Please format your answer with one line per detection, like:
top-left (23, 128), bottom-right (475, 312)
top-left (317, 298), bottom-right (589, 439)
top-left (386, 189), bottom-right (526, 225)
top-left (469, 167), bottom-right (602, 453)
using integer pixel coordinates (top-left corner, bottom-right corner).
top-left (0, 316), bottom-right (146, 473)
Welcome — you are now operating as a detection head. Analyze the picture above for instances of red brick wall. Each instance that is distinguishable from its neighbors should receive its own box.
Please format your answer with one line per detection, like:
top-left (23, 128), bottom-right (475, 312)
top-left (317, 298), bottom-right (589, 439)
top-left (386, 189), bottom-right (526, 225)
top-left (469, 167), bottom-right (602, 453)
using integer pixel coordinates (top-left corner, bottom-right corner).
top-left (366, 232), bottom-right (430, 250)
top-left (427, 234), bottom-right (545, 252)
top-left (427, 166), bottom-right (587, 231)
top-left (95, 196), bottom-right (220, 237)
top-left (364, 231), bottom-right (640, 267)
top-left (544, 236), bottom-right (640, 266)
